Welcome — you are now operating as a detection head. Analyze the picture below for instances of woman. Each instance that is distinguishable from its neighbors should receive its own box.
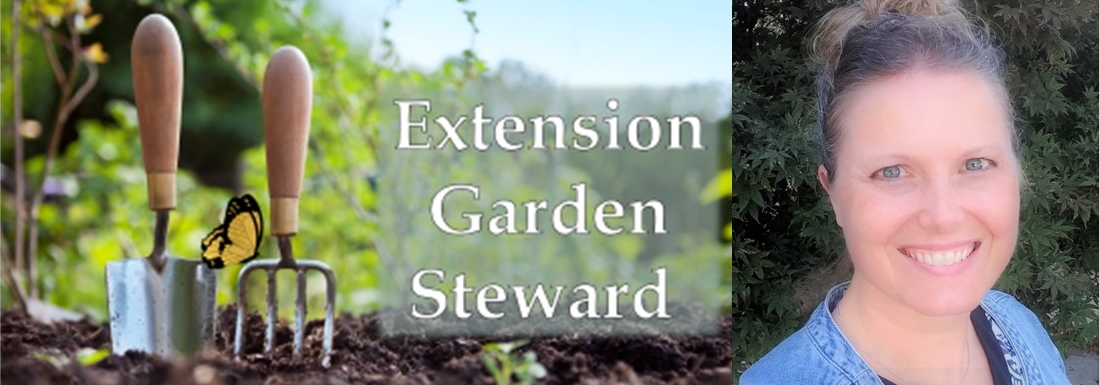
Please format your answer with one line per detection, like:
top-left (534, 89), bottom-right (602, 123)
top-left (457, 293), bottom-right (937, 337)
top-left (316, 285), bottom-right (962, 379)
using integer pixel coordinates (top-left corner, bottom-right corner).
top-left (739, 0), bottom-right (1072, 384)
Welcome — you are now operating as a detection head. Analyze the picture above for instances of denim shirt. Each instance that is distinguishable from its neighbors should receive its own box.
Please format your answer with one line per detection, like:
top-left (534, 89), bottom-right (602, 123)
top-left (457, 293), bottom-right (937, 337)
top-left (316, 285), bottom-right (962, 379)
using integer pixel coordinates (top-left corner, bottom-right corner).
top-left (740, 283), bottom-right (1071, 385)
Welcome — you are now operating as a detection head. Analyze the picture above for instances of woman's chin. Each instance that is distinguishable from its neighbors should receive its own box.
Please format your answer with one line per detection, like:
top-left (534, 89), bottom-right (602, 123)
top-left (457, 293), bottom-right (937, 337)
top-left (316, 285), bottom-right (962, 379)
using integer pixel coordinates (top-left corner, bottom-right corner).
top-left (902, 290), bottom-right (986, 317)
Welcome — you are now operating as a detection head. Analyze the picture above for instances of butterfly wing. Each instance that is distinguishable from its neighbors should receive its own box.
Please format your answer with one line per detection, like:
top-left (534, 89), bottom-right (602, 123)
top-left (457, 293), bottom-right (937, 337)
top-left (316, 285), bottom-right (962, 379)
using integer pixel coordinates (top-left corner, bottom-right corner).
top-left (201, 218), bottom-right (231, 269)
top-left (222, 197), bottom-right (262, 266)
top-left (201, 194), bottom-right (264, 269)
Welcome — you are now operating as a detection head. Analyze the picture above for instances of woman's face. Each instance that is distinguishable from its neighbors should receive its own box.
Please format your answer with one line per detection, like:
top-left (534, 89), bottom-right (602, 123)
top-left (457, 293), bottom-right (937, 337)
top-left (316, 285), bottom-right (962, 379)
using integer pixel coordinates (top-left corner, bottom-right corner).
top-left (821, 69), bottom-right (1020, 316)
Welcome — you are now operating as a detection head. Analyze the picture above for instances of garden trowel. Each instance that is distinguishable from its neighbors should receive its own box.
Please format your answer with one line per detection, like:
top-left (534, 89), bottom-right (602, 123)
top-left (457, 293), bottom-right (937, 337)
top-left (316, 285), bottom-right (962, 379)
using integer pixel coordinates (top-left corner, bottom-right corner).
top-left (105, 14), bottom-right (216, 356)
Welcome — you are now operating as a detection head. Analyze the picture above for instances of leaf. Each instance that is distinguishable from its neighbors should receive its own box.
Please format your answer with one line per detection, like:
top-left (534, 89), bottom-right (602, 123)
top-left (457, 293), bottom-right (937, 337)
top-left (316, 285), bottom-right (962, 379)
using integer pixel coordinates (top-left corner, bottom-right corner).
top-left (463, 10), bottom-right (479, 33)
top-left (700, 168), bottom-right (733, 203)
top-left (38, 1), bottom-right (69, 27)
top-left (611, 235), bottom-right (643, 260)
top-left (480, 352), bottom-right (504, 379)
top-left (83, 43), bottom-right (109, 64)
top-left (77, 13), bottom-right (102, 33)
top-left (518, 351), bottom-right (548, 383)
top-left (30, 352), bottom-right (67, 368)
top-left (750, 189), bottom-right (766, 208)
top-left (76, 348), bottom-right (109, 366)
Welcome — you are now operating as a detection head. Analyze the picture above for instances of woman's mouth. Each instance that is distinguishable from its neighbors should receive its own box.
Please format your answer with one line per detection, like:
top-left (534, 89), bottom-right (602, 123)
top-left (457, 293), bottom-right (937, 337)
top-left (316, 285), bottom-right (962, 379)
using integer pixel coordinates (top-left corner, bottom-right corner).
top-left (900, 242), bottom-right (979, 266)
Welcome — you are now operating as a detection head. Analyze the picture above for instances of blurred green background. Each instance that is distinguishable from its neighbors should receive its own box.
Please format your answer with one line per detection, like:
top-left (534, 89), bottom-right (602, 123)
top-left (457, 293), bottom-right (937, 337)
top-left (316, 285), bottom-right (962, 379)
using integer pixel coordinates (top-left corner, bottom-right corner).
top-left (0, 0), bottom-right (733, 323)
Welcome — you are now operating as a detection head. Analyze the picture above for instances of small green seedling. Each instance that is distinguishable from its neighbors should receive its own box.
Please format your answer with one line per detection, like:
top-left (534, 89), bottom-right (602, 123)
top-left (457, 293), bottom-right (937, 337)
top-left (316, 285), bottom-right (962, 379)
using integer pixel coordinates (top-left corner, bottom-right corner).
top-left (480, 340), bottom-right (547, 385)
top-left (75, 348), bottom-right (111, 366)
top-left (29, 351), bottom-right (68, 368)
top-left (30, 348), bottom-right (109, 368)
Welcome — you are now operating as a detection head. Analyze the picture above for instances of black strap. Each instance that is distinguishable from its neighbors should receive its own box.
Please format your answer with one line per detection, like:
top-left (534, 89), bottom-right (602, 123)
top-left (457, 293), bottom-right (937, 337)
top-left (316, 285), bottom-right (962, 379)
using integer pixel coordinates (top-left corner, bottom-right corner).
top-left (972, 306), bottom-right (1014, 385)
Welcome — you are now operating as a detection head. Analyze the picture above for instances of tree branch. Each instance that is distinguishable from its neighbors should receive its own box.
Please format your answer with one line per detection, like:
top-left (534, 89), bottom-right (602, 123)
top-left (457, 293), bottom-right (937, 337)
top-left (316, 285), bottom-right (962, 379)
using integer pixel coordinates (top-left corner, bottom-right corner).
top-left (9, 0), bottom-right (29, 308)
top-left (35, 16), bottom-right (67, 86)
top-left (0, 235), bottom-right (27, 310)
top-left (38, 27), bottom-right (75, 51)
top-left (25, 12), bottom-right (96, 299)
top-left (62, 60), bottom-right (98, 119)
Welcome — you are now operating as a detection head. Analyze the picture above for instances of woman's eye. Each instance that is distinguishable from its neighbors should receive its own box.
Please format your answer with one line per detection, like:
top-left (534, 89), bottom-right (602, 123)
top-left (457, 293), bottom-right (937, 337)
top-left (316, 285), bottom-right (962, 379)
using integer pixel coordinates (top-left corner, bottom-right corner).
top-left (964, 158), bottom-right (992, 171)
top-left (878, 165), bottom-right (904, 179)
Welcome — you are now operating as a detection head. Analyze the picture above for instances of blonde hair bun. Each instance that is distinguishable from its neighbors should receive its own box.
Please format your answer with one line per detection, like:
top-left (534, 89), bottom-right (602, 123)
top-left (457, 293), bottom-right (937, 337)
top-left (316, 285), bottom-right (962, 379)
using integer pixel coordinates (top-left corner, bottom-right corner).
top-left (811, 0), bottom-right (968, 65)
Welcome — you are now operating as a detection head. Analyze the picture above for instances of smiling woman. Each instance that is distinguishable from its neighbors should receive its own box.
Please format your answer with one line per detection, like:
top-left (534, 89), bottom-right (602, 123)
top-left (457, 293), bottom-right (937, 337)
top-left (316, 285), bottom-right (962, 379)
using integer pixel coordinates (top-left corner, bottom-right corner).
top-left (739, 0), bottom-right (1073, 384)
top-left (828, 70), bottom-right (1022, 320)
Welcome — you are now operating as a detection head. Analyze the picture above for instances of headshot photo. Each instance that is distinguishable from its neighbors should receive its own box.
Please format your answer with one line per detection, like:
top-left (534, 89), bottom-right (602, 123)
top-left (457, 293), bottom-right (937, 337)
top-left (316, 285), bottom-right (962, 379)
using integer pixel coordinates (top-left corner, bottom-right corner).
top-left (732, 0), bottom-right (1098, 384)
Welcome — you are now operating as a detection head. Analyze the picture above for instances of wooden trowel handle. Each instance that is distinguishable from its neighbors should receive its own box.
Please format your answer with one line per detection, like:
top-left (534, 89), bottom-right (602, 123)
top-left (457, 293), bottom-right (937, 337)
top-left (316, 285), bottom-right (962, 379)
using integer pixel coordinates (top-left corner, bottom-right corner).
top-left (132, 14), bottom-right (183, 211)
top-left (263, 46), bottom-right (312, 236)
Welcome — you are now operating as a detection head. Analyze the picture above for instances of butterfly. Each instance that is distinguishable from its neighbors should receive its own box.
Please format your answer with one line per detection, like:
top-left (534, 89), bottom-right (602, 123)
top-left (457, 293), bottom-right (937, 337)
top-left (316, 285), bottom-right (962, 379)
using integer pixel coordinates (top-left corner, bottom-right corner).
top-left (201, 194), bottom-right (264, 269)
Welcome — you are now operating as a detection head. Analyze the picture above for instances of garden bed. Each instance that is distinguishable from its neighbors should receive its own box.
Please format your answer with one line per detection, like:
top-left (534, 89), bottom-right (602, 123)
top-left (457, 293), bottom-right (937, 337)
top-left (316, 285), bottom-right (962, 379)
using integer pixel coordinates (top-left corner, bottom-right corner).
top-left (1, 307), bottom-right (732, 384)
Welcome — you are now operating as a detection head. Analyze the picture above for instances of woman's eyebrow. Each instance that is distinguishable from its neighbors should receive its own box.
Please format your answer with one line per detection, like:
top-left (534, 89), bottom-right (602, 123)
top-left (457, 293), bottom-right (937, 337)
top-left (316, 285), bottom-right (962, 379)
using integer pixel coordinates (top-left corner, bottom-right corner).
top-left (961, 145), bottom-right (1010, 157)
top-left (855, 145), bottom-right (1008, 165)
top-left (857, 152), bottom-right (915, 164)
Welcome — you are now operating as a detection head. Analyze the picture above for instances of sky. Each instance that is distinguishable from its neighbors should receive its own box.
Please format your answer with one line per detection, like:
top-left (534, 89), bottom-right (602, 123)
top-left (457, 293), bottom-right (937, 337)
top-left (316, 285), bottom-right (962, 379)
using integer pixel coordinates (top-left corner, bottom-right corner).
top-left (322, 0), bottom-right (732, 88)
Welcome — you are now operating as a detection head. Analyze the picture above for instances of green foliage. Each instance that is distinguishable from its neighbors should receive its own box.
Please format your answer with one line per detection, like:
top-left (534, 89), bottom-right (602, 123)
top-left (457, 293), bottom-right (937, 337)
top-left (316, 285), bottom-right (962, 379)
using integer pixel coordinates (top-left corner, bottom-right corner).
top-left (29, 347), bottom-right (108, 368)
top-left (0, 0), bottom-right (482, 316)
top-left (15, 101), bottom-right (246, 315)
top-left (28, 351), bottom-right (66, 368)
top-left (976, 0), bottom-right (1099, 351)
top-left (702, 168), bottom-right (733, 240)
top-left (2, 0), bottom-right (731, 328)
top-left (733, 0), bottom-right (1099, 373)
top-left (75, 347), bottom-right (110, 366)
top-left (730, 42), bottom-right (845, 364)
top-left (480, 340), bottom-right (547, 385)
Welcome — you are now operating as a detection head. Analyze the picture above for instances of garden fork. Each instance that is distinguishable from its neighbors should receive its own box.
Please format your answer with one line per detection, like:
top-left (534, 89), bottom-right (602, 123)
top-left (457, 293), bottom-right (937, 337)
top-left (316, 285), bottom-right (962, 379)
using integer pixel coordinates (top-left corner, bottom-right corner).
top-left (234, 46), bottom-right (336, 368)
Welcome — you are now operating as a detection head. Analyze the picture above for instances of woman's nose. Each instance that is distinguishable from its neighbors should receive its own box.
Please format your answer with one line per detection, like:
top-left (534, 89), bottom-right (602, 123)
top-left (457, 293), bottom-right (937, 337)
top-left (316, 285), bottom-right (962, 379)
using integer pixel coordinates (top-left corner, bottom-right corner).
top-left (917, 179), bottom-right (965, 232)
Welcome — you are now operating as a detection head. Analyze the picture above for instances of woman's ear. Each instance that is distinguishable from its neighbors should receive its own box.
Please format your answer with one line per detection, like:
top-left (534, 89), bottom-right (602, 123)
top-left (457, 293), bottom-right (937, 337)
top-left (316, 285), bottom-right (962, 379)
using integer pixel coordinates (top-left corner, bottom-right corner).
top-left (817, 165), bottom-right (831, 195)
top-left (818, 165), bottom-right (844, 227)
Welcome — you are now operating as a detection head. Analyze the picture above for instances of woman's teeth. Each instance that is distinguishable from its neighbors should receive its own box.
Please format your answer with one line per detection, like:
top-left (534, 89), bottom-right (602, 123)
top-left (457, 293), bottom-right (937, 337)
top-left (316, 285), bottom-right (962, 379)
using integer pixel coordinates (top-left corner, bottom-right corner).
top-left (906, 245), bottom-right (974, 266)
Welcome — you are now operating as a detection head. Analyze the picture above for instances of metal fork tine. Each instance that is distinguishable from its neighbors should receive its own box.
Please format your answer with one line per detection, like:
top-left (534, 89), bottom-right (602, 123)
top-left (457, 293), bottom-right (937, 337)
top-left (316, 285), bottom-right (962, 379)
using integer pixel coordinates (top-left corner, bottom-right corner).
top-left (234, 257), bottom-right (336, 367)
top-left (294, 268), bottom-right (306, 356)
top-left (320, 265), bottom-right (336, 368)
top-left (265, 267), bottom-right (278, 352)
top-left (234, 264), bottom-right (250, 356)
top-left (299, 260), bottom-right (336, 367)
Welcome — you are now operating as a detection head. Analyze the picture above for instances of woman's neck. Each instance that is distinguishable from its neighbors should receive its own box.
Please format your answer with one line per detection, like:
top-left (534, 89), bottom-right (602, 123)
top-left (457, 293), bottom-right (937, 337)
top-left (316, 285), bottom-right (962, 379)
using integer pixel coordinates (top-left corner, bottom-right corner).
top-left (839, 277), bottom-right (973, 337)
top-left (832, 276), bottom-right (991, 385)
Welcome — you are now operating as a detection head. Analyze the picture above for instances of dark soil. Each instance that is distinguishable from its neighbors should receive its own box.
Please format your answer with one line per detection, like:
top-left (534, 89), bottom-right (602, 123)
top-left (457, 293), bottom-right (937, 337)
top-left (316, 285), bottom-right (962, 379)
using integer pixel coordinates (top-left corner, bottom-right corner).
top-left (1, 307), bottom-right (732, 384)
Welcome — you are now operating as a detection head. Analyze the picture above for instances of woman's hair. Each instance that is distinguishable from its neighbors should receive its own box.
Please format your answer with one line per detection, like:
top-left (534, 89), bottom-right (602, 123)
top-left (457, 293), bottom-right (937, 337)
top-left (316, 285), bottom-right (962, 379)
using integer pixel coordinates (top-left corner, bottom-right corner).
top-left (810, 0), bottom-right (1016, 181)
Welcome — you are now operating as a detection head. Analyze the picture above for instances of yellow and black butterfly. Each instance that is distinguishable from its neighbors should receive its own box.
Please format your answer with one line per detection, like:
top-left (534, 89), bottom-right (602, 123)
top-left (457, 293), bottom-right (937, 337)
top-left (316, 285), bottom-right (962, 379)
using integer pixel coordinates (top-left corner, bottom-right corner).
top-left (201, 194), bottom-right (263, 269)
